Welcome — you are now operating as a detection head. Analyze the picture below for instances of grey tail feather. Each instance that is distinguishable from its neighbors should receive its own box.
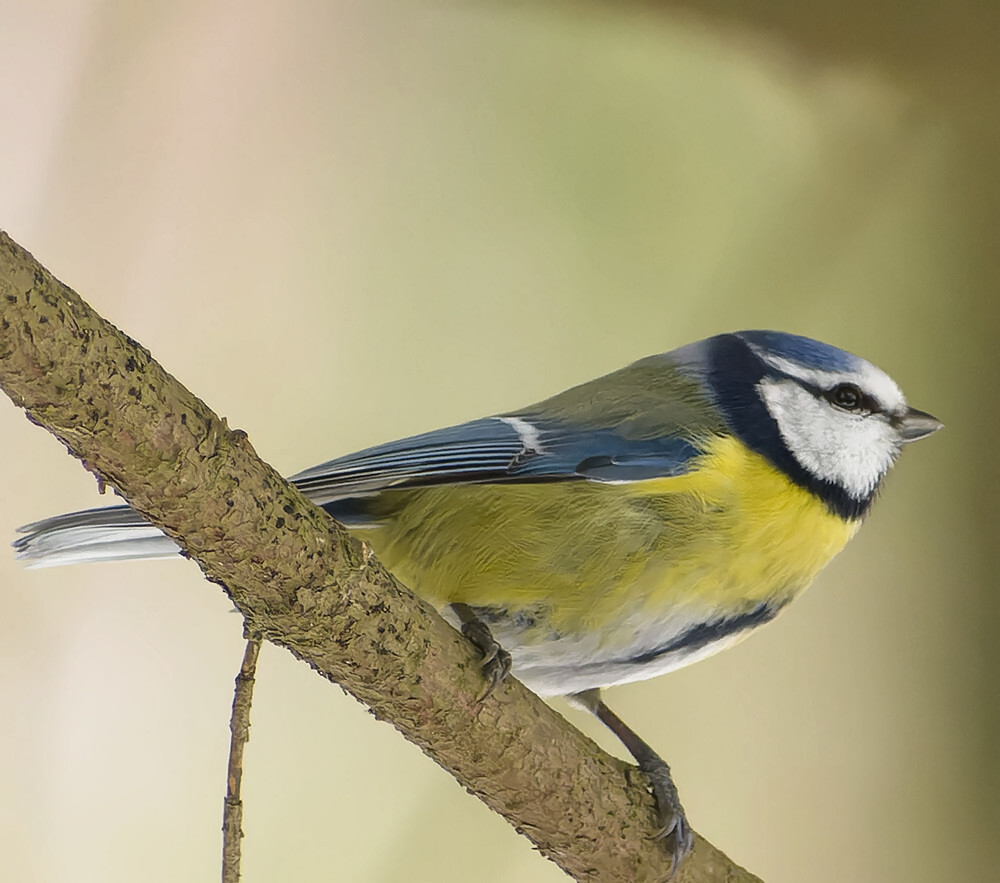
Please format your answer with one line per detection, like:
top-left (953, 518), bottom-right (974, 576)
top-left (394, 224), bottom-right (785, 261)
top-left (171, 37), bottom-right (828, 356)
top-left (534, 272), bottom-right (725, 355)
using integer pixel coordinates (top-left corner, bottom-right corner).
top-left (14, 505), bottom-right (181, 568)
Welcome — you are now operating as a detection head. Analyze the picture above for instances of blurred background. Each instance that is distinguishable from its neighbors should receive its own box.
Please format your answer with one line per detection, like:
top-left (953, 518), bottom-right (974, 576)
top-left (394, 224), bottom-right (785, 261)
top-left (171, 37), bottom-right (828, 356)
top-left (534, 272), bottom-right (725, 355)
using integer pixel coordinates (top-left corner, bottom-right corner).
top-left (1, 2), bottom-right (996, 881)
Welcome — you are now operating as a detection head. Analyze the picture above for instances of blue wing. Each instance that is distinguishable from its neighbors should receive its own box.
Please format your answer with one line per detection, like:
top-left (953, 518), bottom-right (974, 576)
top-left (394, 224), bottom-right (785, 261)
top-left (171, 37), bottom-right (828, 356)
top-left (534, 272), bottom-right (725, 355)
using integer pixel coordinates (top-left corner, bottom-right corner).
top-left (290, 415), bottom-right (702, 505)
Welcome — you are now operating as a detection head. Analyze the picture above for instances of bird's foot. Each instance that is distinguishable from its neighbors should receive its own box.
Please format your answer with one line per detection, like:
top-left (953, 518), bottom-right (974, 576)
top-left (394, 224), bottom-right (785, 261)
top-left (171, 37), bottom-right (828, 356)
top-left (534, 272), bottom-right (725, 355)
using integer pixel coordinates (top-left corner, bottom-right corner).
top-left (635, 756), bottom-right (693, 878)
top-left (451, 603), bottom-right (513, 700)
top-left (574, 689), bottom-right (693, 879)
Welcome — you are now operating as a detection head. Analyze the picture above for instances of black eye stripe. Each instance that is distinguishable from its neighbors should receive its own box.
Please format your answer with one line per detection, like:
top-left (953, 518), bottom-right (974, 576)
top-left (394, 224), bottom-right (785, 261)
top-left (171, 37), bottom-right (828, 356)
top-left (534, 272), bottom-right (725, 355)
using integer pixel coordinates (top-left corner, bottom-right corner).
top-left (799, 380), bottom-right (881, 414)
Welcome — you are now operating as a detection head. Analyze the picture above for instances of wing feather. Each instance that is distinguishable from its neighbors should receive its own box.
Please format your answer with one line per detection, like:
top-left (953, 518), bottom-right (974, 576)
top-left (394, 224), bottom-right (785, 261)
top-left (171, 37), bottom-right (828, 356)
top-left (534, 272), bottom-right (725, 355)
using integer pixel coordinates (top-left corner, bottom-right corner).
top-left (290, 416), bottom-right (702, 504)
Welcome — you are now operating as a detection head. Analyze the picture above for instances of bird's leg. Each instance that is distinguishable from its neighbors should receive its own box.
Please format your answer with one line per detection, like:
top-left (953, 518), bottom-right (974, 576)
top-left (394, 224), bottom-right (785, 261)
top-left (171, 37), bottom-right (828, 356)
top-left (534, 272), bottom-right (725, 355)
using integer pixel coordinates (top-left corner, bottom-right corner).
top-left (450, 602), bottom-right (513, 700)
top-left (569, 688), bottom-right (693, 876)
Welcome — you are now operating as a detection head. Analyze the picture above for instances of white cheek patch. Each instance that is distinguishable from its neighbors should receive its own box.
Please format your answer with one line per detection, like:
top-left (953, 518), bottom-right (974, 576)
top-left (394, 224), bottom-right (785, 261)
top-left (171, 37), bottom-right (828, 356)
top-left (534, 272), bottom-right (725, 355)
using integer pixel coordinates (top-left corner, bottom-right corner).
top-left (758, 379), bottom-right (900, 500)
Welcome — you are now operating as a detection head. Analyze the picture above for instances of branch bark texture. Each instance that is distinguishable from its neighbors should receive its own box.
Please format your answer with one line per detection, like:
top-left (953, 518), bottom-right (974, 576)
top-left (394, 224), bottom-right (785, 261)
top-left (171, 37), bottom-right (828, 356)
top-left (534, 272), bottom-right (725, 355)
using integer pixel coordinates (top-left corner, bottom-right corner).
top-left (0, 231), bottom-right (761, 882)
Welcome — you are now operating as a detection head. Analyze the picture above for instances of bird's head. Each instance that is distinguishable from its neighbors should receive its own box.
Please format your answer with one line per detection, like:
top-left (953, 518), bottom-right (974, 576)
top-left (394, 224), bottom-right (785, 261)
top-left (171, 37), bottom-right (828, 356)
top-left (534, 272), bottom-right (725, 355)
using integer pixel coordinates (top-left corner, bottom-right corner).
top-left (683, 331), bottom-right (942, 519)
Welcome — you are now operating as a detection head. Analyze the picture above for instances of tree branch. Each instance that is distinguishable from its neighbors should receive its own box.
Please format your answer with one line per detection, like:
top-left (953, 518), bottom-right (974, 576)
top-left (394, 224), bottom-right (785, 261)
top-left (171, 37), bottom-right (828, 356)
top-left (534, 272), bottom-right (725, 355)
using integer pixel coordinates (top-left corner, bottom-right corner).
top-left (0, 231), bottom-right (761, 882)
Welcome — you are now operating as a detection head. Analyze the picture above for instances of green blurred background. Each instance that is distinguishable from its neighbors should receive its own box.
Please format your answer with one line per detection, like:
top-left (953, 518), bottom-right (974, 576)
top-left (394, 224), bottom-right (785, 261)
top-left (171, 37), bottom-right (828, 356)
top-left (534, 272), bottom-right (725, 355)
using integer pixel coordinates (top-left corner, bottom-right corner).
top-left (1, 2), bottom-right (996, 881)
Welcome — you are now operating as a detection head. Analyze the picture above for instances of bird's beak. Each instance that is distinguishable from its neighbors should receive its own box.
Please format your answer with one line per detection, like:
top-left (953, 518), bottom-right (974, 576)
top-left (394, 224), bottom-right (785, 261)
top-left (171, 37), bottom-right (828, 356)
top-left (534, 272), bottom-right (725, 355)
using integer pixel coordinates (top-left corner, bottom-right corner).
top-left (896, 407), bottom-right (943, 443)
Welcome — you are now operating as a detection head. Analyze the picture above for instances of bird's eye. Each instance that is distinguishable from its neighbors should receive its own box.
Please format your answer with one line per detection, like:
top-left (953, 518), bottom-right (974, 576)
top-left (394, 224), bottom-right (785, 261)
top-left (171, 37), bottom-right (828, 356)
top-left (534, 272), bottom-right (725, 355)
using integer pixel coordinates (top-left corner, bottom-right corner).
top-left (829, 383), bottom-right (864, 411)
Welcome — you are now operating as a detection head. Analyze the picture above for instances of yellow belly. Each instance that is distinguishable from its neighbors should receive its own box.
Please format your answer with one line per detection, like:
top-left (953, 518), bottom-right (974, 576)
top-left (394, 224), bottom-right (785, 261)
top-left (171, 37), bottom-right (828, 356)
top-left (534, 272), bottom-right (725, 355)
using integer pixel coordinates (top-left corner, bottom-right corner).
top-left (361, 434), bottom-right (859, 646)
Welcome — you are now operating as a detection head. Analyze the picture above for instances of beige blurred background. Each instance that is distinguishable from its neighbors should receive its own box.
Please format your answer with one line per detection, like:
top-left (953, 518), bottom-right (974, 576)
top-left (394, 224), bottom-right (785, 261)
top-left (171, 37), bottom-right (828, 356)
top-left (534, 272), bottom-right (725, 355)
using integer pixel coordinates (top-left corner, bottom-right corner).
top-left (1, 2), bottom-right (996, 881)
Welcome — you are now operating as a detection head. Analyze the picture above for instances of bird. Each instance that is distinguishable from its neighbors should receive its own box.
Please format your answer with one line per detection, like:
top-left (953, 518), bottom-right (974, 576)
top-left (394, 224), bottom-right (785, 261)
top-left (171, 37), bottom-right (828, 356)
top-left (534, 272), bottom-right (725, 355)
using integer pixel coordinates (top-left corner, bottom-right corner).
top-left (14, 330), bottom-right (942, 875)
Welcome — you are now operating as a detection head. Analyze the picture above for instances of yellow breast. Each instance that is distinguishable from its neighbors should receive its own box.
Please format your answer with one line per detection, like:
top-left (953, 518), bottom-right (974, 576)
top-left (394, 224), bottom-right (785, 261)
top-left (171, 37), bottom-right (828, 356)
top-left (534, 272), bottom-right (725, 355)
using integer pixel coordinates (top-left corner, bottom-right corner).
top-left (622, 435), bottom-right (860, 615)
top-left (362, 434), bottom-right (860, 641)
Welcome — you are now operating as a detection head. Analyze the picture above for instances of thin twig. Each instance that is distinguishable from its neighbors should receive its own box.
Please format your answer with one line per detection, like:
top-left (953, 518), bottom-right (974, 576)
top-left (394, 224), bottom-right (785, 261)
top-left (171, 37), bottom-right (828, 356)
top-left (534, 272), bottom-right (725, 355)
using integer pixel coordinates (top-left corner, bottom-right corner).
top-left (222, 634), bottom-right (262, 883)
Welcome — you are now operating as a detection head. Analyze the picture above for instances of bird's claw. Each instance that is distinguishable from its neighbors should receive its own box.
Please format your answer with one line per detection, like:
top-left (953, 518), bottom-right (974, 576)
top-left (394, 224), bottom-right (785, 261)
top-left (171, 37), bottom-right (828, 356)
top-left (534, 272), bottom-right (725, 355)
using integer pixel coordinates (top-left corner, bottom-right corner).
top-left (640, 759), bottom-right (693, 878)
top-left (459, 615), bottom-right (512, 700)
top-left (476, 642), bottom-right (512, 701)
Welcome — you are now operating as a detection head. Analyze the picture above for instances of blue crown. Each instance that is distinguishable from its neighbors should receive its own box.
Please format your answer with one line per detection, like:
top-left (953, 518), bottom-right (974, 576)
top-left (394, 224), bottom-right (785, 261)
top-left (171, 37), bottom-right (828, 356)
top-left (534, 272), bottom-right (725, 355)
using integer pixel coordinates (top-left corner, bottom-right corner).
top-left (735, 330), bottom-right (860, 374)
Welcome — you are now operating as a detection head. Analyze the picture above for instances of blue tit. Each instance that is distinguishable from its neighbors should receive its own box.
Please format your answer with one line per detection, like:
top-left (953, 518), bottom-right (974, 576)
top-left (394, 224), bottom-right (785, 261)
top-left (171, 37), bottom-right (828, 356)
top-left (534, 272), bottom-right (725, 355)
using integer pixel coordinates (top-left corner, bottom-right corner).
top-left (14, 330), bottom-right (941, 872)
